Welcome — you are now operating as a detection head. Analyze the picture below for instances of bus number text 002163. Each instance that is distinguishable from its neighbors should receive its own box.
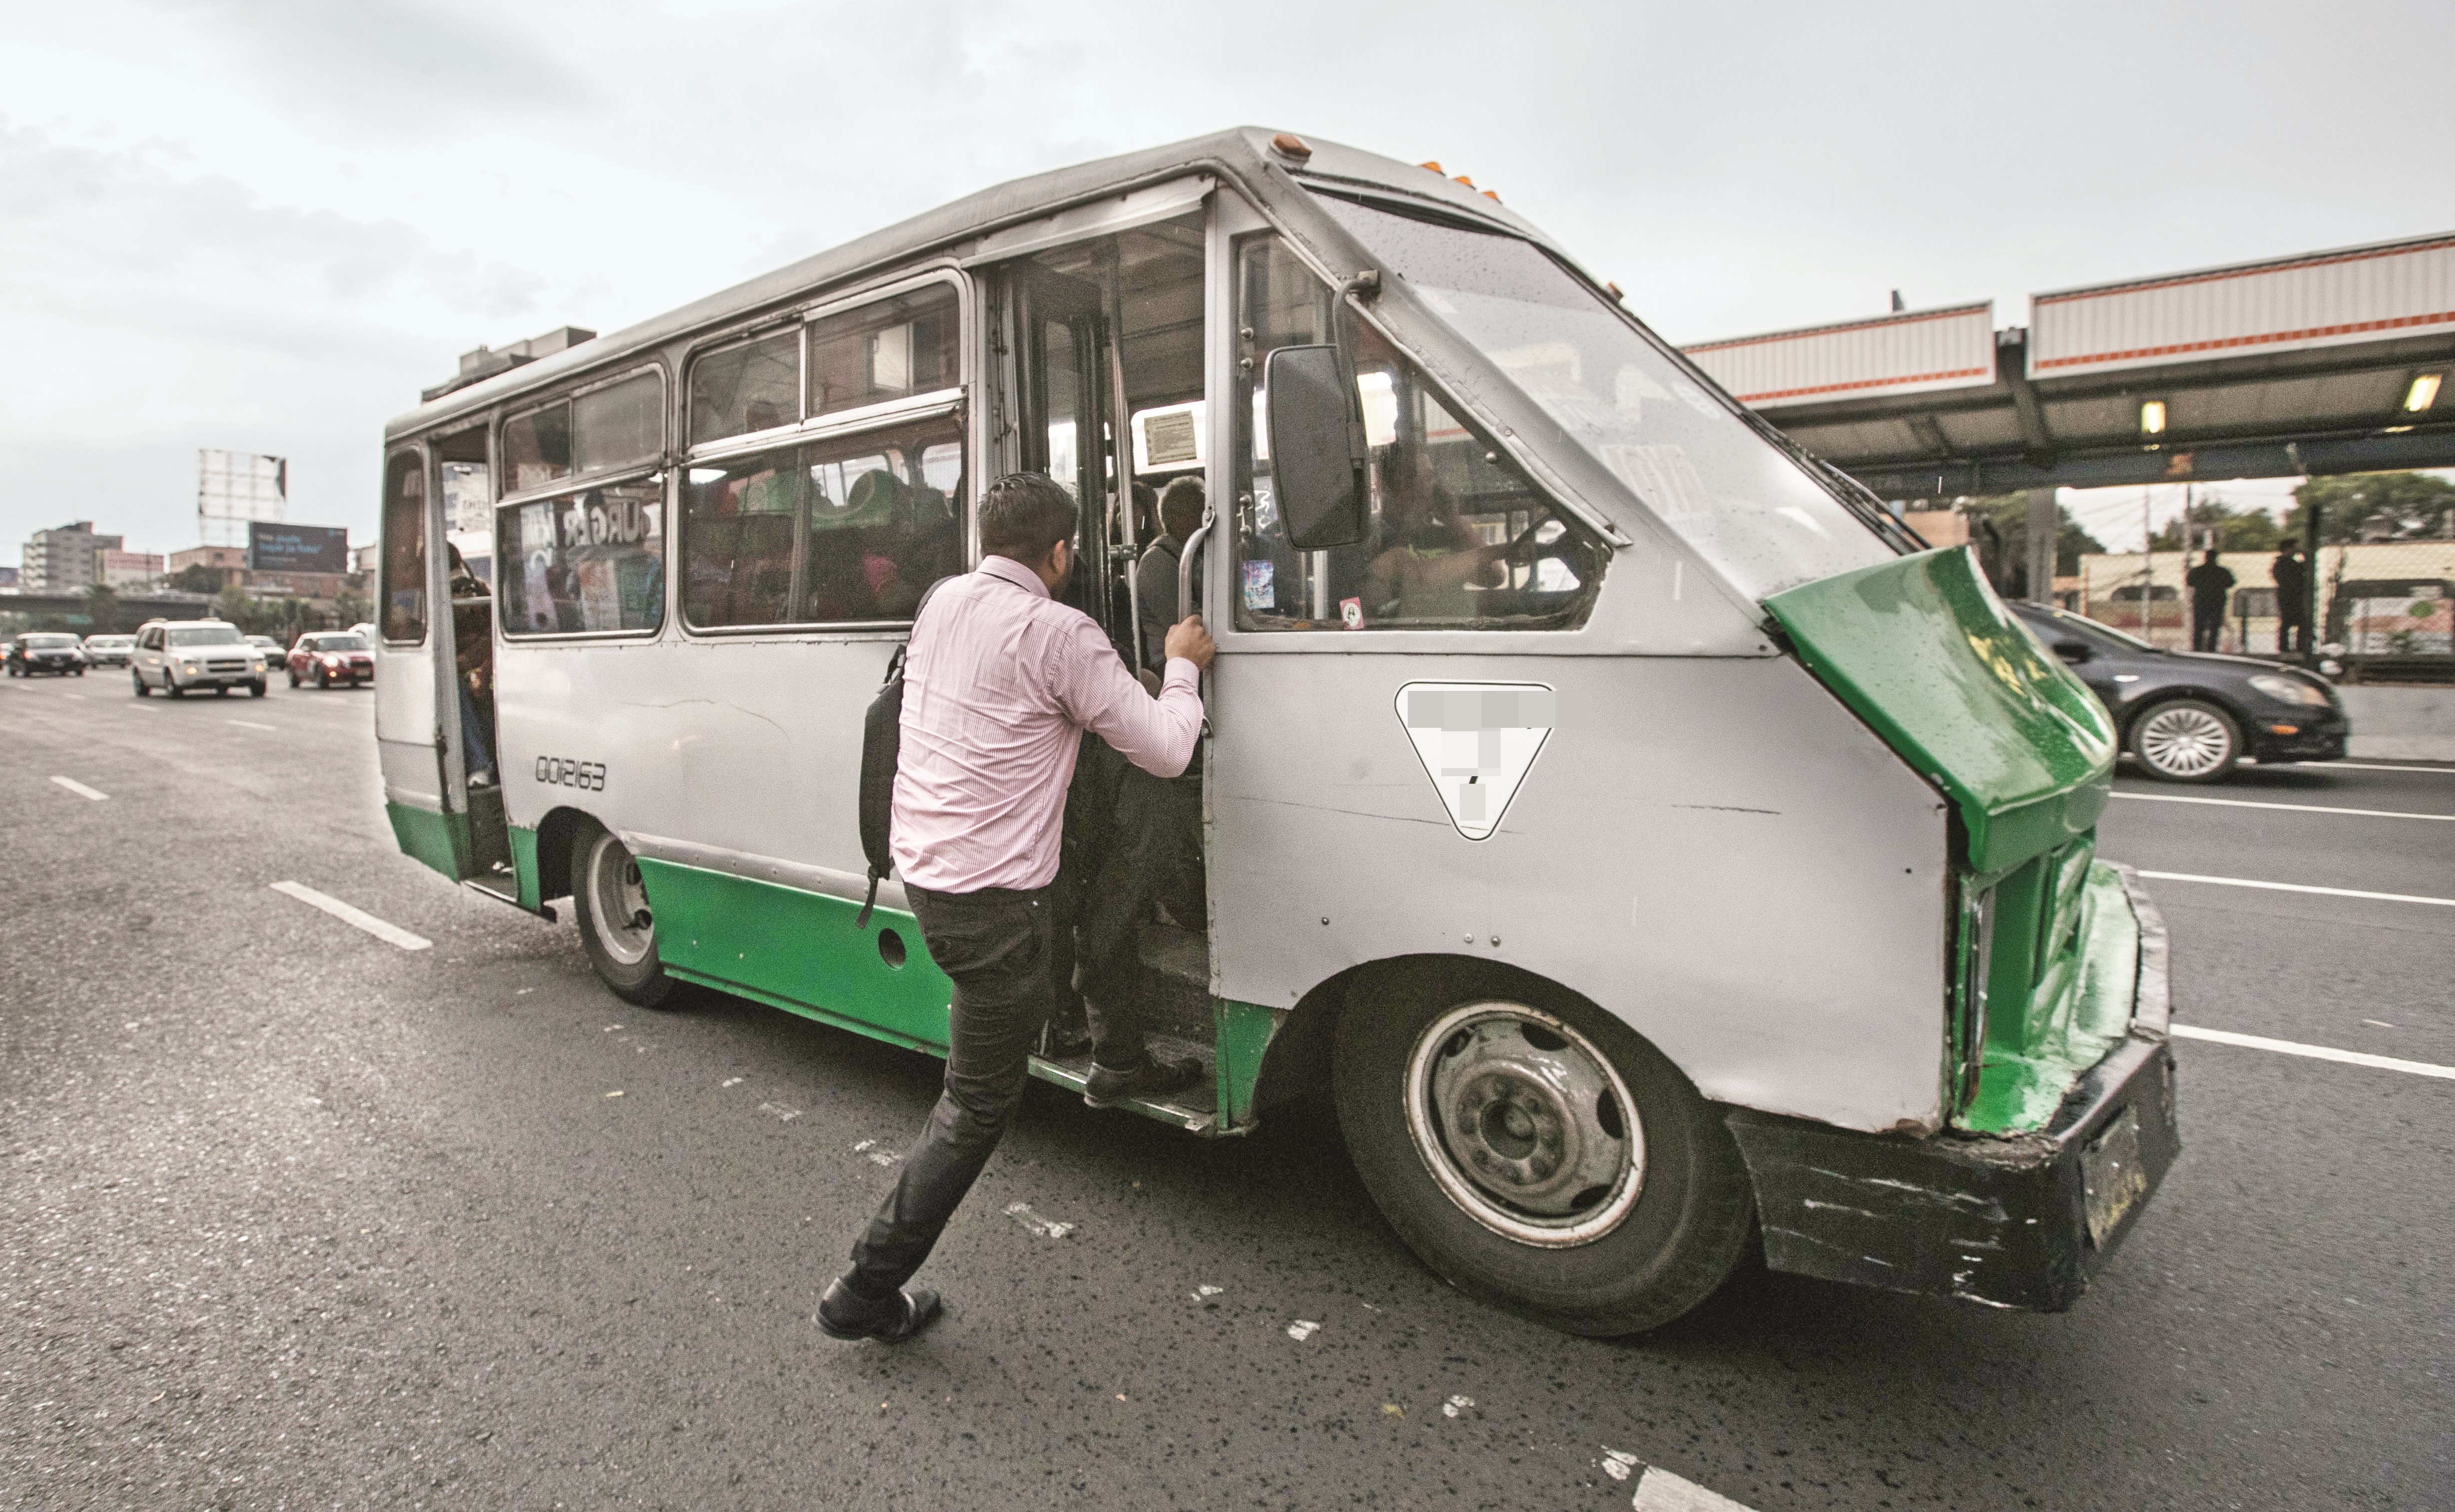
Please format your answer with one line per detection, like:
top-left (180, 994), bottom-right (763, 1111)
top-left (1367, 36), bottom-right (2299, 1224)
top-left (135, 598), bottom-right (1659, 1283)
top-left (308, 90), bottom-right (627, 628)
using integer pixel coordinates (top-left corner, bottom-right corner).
top-left (536, 757), bottom-right (606, 791)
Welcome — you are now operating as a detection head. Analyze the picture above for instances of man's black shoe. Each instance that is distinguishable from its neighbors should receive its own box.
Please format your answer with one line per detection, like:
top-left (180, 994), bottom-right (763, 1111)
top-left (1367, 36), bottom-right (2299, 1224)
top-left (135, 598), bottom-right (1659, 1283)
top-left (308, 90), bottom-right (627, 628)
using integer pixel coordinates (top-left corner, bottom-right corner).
top-left (1038, 1021), bottom-right (1093, 1060)
top-left (1082, 1054), bottom-right (1202, 1109)
top-left (816, 1277), bottom-right (942, 1342)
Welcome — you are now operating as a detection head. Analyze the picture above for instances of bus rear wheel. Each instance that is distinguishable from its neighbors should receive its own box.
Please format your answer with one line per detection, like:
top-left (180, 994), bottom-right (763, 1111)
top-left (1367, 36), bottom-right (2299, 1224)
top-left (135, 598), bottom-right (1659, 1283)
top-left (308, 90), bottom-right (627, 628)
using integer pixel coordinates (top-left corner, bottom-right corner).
top-left (572, 824), bottom-right (678, 1009)
top-left (1331, 964), bottom-right (1754, 1337)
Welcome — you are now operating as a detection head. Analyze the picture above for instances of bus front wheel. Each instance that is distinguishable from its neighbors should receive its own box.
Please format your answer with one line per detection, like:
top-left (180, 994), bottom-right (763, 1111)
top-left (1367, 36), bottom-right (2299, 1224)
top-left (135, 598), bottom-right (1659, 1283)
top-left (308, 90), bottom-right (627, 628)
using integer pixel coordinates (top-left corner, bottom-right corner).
top-left (1331, 965), bottom-right (1754, 1337)
top-left (572, 825), bottom-right (678, 1009)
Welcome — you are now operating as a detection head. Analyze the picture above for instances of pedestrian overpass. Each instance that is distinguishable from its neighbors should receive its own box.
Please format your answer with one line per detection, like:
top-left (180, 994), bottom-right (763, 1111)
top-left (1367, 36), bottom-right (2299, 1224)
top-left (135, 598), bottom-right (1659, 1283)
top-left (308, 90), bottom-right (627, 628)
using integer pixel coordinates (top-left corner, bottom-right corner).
top-left (1682, 230), bottom-right (2455, 502)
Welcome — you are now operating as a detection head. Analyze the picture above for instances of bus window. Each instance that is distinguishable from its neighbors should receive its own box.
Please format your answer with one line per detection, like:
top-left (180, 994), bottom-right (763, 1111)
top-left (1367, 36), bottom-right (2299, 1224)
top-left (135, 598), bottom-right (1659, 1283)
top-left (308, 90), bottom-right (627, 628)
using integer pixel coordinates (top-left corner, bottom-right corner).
top-left (809, 284), bottom-right (958, 419)
top-left (503, 368), bottom-right (666, 497)
top-left (574, 371), bottom-right (663, 473)
top-left (690, 329), bottom-right (800, 446)
top-left (380, 450), bottom-right (428, 644)
top-left (497, 475), bottom-right (667, 636)
top-left (1231, 235), bottom-right (1605, 632)
top-left (681, 414), bottom-right (964, 628)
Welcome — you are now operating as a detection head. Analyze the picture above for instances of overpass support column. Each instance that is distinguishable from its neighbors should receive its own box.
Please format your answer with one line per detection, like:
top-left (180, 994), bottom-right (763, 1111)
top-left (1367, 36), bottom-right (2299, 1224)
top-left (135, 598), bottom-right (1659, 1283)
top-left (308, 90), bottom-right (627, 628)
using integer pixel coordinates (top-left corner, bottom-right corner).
top-left (2024, 488), bottom-right (2058, 604)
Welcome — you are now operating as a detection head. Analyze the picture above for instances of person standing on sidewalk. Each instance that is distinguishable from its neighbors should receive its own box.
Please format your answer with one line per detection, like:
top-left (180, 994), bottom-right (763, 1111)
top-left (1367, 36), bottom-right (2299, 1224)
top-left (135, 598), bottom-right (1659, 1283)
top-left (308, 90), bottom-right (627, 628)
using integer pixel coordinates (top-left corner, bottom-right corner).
top-left (817, 471), bottom-right (1216, 1343)
top-left (2186, 548), bottom-right (2235, 653)
top-left (2273, 543), bottom-right (2311, 654)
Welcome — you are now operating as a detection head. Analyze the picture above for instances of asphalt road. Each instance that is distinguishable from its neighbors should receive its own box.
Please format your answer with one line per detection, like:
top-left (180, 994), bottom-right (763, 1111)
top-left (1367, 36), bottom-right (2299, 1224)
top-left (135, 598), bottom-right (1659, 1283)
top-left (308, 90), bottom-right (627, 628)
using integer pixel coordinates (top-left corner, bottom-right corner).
top-left (2, 671), bottom-right (2448, 1511)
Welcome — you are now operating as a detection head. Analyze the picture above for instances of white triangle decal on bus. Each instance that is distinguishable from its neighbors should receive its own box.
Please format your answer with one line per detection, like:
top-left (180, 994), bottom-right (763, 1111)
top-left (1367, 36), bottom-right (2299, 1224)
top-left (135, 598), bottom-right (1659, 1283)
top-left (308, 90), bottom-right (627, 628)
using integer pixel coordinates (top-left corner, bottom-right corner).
top-left (1395, 682), bottom-right (1556, 841)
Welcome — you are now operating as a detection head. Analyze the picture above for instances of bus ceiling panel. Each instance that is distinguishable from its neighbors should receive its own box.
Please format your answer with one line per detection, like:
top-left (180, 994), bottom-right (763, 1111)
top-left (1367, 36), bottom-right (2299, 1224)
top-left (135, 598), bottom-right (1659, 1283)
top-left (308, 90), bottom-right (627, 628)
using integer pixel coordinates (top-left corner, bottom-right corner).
top-left (960, 175), bottom-right (1214, 267)
top-left (683, 388), bottom-right (964, 467)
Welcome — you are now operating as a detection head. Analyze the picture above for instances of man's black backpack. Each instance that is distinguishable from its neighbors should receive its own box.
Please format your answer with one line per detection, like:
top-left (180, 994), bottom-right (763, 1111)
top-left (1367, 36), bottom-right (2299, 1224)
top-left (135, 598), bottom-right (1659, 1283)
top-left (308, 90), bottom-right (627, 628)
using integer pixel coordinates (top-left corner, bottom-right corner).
top-left (855, 578), bottom-right (953, 928)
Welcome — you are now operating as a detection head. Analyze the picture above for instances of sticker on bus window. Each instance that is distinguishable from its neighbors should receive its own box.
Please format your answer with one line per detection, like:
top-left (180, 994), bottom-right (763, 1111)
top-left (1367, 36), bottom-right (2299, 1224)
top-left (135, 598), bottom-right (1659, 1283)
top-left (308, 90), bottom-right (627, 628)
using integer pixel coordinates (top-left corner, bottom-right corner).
top-left (1242, 560), bottom-right (1274, 611)
top-left (1339, 597), bottom-right (1363, 630)
top-left (1395, 682), bottom-right (1555, 840)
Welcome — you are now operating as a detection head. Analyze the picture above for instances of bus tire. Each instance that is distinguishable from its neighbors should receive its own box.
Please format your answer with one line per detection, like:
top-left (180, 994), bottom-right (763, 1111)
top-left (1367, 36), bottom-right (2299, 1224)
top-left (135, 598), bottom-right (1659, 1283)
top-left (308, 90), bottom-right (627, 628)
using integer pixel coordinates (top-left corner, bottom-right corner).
top-left (1331, 962), bottom-right (1753, 1337)
top-left (571, 823), bottom-right (678, 1009)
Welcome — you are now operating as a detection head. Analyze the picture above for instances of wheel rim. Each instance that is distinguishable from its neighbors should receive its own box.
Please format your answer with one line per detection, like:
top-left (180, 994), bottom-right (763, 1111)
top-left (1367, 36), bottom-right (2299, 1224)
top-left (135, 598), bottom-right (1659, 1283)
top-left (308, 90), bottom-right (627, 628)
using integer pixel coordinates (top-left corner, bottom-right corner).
top-left (2137, 704), bottom-right (2233, 777)
top-left (585, 832), bottom-right (654, 966)
top-left (1403, 1002), bottom-right (1645, 1248)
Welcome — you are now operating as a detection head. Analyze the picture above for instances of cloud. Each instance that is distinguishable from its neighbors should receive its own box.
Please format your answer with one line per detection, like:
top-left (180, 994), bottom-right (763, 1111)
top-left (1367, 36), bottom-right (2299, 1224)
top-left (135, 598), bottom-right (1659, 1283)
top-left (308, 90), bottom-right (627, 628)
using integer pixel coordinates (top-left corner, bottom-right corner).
top-left (0, 123), bottom-right (544, 323)
top-left (132, 0), bottom-right (593, 130)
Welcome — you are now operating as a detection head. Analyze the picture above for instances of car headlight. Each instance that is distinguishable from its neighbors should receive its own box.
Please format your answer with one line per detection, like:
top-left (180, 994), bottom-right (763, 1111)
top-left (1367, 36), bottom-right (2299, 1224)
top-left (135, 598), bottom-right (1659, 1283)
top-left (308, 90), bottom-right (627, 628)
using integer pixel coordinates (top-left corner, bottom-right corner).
top-left (2248, 673), bottom-right (2330, 708)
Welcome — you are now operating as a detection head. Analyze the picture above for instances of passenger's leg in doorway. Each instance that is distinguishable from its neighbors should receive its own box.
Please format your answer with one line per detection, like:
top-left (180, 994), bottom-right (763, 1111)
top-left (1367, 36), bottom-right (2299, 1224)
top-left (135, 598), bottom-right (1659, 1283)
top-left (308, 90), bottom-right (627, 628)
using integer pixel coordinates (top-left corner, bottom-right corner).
top-left (1077, 763), bottom-right (1205, 1106)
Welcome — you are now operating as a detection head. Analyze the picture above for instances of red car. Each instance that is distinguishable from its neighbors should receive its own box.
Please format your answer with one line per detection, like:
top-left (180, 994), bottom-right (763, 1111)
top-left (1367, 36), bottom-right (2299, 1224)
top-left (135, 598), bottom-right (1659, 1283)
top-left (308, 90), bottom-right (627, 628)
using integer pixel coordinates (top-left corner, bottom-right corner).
top-left (287, 631), bottom-right (375, 688)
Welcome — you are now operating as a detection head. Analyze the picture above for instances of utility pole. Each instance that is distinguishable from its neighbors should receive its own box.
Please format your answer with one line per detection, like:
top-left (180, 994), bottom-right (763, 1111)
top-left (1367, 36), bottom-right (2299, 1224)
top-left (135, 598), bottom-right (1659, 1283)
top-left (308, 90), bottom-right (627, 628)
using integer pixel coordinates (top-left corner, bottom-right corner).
top-left (2023, 488), bottom-right (2057, 605)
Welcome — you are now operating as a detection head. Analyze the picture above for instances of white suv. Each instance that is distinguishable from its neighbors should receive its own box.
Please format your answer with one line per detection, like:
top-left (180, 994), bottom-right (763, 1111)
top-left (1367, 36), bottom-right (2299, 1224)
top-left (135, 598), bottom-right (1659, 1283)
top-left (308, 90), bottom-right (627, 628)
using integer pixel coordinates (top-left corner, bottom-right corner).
top-left (131, 620), bottom-right (268, 698)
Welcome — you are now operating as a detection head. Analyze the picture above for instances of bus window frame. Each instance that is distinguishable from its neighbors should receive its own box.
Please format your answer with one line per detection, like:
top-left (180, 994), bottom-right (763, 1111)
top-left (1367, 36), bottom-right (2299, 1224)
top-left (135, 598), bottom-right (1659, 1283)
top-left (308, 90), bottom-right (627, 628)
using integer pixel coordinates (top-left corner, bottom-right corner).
top-left (494, 464), bottom-right (673, 643)
top-left (496, 361), bottom-right (670, 510)
top-left (380, 444), bottom-right (432, 648)
top-left (674, 267), bottom-right (972, 641)
top-left (685, 320), bottom-right (806, 453)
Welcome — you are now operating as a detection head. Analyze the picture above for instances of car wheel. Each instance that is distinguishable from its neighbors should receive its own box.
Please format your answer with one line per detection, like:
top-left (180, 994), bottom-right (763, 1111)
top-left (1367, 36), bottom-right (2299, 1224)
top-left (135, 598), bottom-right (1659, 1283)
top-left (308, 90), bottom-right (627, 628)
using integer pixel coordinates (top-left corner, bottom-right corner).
top-left (317, 667), bottom-right (330, 689)
top-left (1332, 961), bottom-right (1755, 1337)
top-left (250, 680), bottom-right (266, 698)
top-left (572, 824), bottom-right (678, 1009)
top-left (2130, 697), bottom-right (2240, 783)
top-left (167, 681), bottom-right (185, 698)
top-left (288, 668), bottom-right (300, 687)
top-left (133, 672), bottom-right (149, 697)
top-left (214, 685), bottom-right (229, 697)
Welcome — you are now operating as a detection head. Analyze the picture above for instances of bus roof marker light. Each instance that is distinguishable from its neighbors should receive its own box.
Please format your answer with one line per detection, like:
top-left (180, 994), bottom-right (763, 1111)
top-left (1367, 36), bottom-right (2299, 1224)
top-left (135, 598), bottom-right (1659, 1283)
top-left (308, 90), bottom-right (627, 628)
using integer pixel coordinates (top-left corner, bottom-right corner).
top-left (1418, 161), bottom-right (1443, 174)
top-left (1269, 133), bottom-right (1313, 162)
top-left (2139, 400), bottom-right (2167, 436)
top-left (2405, 373), bottom-right (2442, 412)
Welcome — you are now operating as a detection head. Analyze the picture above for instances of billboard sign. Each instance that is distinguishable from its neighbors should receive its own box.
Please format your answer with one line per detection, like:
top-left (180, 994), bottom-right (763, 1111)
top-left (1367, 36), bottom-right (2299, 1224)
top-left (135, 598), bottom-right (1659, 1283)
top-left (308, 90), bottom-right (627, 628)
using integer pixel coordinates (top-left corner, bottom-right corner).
top-left (249, 522), bottom-right (349, 574)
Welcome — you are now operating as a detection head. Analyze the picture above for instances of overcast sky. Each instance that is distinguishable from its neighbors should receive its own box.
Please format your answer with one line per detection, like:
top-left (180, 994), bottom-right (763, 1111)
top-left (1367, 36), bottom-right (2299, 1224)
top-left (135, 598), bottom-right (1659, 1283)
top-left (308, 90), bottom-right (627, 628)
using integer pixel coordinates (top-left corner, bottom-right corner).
top-left (4, 0), bottom-right (2448, 561)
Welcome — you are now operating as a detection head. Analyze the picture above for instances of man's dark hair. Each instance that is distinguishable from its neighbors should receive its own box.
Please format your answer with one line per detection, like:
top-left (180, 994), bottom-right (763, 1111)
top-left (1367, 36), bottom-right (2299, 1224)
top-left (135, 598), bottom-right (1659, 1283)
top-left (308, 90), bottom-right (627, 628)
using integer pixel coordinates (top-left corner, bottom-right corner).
top-left (979, 472), bottom-right (1078, 562)
top-left (1158, 476), bottom-right (1206, 543)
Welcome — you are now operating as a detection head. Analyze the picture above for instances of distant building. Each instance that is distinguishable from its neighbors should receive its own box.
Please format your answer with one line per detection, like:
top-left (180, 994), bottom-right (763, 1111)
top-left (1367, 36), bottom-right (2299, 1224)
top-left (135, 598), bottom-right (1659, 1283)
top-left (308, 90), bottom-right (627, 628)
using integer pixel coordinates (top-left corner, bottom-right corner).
top-left (102, 550), bottom-right (164, 588)
top-left (21, 522), bottom-right (123, 591)
top-left (350, 542), bottom-right (379, 574)
top-left (422, 325), bottom-right (596, 402)
top-left (0, 565), bottom-right (19, 590)
top-left (166, 543), bottom-right (363, 606)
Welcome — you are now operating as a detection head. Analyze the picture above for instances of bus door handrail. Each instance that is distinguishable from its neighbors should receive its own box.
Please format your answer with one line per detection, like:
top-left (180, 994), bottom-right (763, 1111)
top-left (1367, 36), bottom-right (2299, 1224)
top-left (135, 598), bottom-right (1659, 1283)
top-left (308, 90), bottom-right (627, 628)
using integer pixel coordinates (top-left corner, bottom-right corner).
top-left (1178, 508), bottom-right (1215, 726)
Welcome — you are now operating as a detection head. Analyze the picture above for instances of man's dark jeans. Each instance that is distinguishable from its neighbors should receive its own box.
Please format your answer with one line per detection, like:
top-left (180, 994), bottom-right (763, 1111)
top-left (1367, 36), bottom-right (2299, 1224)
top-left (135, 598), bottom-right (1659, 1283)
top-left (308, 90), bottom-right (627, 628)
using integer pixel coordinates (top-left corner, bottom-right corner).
top-left (846, 882), bottom-right (1050, 1299)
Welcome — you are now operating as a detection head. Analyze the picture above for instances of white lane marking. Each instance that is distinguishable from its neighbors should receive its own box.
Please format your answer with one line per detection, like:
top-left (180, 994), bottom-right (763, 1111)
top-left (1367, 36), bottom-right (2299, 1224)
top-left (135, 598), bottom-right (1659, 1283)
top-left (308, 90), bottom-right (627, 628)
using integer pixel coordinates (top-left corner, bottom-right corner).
top-left (1442, 1394), bottom-right (1474, 1418)
top-left (2289, 761), bottom-right (2455, 775)
top-left (268, 880), bottom-right (432, 950)
top-left (1284, 1319), bottom-right (1319, 1341)
top-left (224, 718), bottom-right (276, 732)
top-left (1003, 1202), bottom-right (1073, 1238)
top-left (49, 776), bottom-right (107, 801)
top-left (2138, 871), bottom-right (2455, 908)
top-left (2112, 791), bottom-right (2455, 823)
top-left (1632, 1464), bottom-right (1758, 1512)
top-left (2171, 1024), bottom-right (2455, 1081)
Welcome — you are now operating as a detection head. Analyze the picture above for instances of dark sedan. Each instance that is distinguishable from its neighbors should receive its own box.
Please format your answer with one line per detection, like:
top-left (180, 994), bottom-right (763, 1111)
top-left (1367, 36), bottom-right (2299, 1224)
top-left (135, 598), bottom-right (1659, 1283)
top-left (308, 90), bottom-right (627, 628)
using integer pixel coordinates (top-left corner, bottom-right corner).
top-left (5, 633), bottom-right (86, 677)
top-left (2006, 600), bottom-right (2346, 782)
top-left (286, 631), bottom-right (375, 688)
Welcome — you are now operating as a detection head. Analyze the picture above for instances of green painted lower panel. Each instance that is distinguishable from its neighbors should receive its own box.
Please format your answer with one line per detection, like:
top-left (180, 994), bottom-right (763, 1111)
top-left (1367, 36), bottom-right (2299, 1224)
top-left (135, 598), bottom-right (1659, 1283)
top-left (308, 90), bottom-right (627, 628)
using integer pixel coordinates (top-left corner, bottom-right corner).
top-left (508, 825), bottom-right (542, 912)
top-left (1213, 1000), bottom-right (1285, 1128)
top-left (637, 859), bottom-right (956, 1052)
top-left (387, 800), bottom-right (469, 879)
top-left (1959, 861), bottom-right (2138, 1135)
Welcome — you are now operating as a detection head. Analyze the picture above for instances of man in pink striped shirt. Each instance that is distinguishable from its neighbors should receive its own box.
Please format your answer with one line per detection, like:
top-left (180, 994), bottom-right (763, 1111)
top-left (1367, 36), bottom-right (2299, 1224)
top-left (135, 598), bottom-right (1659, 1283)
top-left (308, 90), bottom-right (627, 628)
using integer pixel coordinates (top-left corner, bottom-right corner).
top-left (819, 472), bottom-right (1215, 1343)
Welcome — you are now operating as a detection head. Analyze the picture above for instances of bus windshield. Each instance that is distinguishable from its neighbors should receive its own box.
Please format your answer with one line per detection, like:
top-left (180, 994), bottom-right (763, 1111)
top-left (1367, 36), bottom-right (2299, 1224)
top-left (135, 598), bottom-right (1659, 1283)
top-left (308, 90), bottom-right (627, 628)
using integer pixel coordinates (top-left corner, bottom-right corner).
top-left (1310, 192), bottom-right (1896, 601)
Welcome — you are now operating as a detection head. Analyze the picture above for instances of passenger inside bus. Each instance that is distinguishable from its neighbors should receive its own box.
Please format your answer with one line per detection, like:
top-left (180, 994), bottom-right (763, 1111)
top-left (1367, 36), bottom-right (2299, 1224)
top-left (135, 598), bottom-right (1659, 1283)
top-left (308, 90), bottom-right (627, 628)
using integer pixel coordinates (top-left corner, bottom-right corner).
top-left (1135, 477), bottom-right (1207, 675)
top-left (447, 542), bottom-right (497, 786)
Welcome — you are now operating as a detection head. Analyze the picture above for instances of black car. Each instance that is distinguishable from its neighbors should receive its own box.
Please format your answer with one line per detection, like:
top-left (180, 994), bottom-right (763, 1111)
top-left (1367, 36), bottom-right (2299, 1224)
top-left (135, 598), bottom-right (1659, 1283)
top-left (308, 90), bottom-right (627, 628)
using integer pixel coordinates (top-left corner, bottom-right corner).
top-left (5, 633), bottom-right (86, 677)
top-left (2005, 601), bottom-right (2346, 782)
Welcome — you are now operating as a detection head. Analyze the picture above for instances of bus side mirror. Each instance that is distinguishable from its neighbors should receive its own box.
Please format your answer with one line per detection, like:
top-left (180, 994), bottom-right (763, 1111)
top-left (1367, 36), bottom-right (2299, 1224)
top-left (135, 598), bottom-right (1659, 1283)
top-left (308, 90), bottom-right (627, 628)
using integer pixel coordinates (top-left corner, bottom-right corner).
top-left (2051, 639), bottom-right (2090, 664)
top-left (1263, 344), bottom-right (1366, 550)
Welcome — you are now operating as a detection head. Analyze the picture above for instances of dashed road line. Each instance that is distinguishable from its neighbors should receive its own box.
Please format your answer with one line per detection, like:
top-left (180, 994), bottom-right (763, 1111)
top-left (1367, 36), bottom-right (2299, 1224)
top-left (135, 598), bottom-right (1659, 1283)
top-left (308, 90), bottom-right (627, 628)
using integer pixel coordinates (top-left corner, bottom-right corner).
top-left (269, 881), bottom-right (432, 950)
top-left (2288, 760), bottom-right (2455, 775)
top-left (225, 718), bottom-right (277, 732)
top-left (2171, 1024), bottom-right (2455, 1081)
top-left (2113, 792), bottom-right (2455, 823)
top-left (49, 776), bottom-right (108, 801)
top-left (2138, 871), bottom-right (2455, 908)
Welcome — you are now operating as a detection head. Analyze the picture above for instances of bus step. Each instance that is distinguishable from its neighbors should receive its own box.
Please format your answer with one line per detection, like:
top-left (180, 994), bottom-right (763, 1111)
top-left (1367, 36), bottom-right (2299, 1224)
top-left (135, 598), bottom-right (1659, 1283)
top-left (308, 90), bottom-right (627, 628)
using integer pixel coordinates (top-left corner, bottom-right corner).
top-left (1030, 1031), bottom-right (1218, 1132)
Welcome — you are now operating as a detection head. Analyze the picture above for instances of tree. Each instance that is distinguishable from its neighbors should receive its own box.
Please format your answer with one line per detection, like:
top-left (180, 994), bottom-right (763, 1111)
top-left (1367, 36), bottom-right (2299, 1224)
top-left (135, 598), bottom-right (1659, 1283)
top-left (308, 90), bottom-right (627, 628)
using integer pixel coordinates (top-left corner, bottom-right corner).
top-left (171, 563), bottom-right (225, 595)
top-left (2285, 472), bottom-right (2455, 543)
top-left (79, 581), bottom-right (135, 634)
top-left (1961, 494), bottom-right (2109, 597)
top-left (2148, 491), bottom-right (2283, 553)
top-left (213, 585), bottom-right (258, 629)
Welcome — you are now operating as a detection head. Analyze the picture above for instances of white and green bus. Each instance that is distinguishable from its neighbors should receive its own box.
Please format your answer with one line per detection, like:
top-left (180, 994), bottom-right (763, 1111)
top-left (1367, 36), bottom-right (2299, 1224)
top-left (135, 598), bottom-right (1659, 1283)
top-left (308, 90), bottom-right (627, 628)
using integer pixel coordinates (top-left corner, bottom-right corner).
top-left (376, 129), bottom-right (2175, 1335)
